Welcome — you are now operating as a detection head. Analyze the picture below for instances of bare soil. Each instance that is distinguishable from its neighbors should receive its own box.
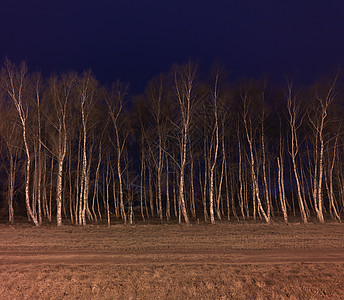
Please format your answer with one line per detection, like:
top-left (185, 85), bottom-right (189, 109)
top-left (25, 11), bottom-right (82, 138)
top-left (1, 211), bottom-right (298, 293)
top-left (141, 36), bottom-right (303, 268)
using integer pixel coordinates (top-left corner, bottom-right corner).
top-left (1, 220), bottom-right (344, 299)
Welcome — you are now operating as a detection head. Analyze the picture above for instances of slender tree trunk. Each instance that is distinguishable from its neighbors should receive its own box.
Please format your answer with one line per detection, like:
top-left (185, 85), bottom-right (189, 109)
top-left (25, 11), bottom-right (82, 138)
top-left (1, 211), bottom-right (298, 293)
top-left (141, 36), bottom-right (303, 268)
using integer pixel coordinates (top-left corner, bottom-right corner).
top-left (140, 148), bottom-right (146, 222)
top-left (35, 86), bottom-right (42, 225)
top-left (316, 120), bottom-right (325, 223)
top-left (112, 172), bottom-right (119, 219)
top-left (85, 146), bottom-right (93, 222)
top-left (173, 63), bottom-right (197, 224)
top-left (230, 172), bottom-right (239, 221)
top-left (157, 140), bottom-right (163, 223)
top-left (8, 152), bottom-right (16, 225)
top-left (328, 136), bottom-right (340, 221)
top-left (92, 144), bottom-right (102, 222)
top-left (106, 158), bottom-right (111, 227)
top-left (68, 150), bottom-right (74, 224)
top-left (179, 138), bottom-right (189, 224)
top-left (56, 120), bottom-right (67, 226)
top-left (116, 134), bottom-right (127, 224)
top-left (277, 157), bottom-right (288, 224)
top-left (126, 165), bottom-right (133, 225)
top-left (209, 102), bottom-right (219, 224)
top-left (209, 152), bottom-right (216, 224)
top-left (243, 112), bottom-right (270, 224)
top-left (148, 166), bottom-right (154, 218)
top-left (261, 119), bottom-right (271, 221)
top-left (24, 126), bottom-right (39, 226)
top-left (48, 157), bottom-right (53, 223)
top-left (143, 161), bottom-right (149, 220)
top-left (225, 166), bottom-right (230, 221)
top-left (80, 107), bottom-right (88, 225)
top-left (10, 105), bottom-right (39, 223)
top-left (4, 61), bottom-right (39, 225)
top-left (287, 85), bottom-right (307, 223)
top-left (42, 153), bottom-right (48, 220)
top-left (237, 125), bottom-right (245, 220)
top-left (76, 133), bottom-right (82, 225)
top-left (216, 137), bottom-right (225, 221)
top-left (202, 142), bottom-right (209, 222)
top-left (56, 158), bottom-right (64, 226)
top-left (190, 150), bottom-right (196, 219)
top-left (173, 167), bottom-right (178, 218)
top-left (32, 143), bottom-right (38, 220)
top-left (166, 154), bottom-right (171, 221)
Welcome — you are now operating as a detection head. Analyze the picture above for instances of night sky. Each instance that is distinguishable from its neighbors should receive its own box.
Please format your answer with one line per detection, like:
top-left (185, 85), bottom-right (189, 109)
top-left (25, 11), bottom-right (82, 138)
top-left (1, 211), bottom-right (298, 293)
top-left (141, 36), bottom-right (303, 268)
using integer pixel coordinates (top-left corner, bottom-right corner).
top-left (1, 1), bottom-right (344, 93)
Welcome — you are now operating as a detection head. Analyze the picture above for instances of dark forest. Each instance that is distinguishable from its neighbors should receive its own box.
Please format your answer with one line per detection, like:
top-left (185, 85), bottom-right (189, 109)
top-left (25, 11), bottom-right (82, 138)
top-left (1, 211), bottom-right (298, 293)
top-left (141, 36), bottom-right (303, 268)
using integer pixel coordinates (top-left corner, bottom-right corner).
top-left (1, 59), bottom-right (343, 226)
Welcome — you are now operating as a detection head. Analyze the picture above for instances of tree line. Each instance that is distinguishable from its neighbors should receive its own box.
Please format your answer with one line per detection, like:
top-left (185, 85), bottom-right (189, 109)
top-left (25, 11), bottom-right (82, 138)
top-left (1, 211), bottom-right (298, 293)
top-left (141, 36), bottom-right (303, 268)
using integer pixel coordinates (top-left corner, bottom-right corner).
top-left (1, 59), bottom-right (343, 226)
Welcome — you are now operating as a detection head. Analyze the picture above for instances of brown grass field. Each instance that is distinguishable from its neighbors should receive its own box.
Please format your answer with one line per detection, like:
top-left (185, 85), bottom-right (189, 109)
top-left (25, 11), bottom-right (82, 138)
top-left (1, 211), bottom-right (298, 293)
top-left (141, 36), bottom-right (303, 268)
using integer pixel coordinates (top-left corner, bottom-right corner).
top-left (1, 219), bottom-right (344, 299)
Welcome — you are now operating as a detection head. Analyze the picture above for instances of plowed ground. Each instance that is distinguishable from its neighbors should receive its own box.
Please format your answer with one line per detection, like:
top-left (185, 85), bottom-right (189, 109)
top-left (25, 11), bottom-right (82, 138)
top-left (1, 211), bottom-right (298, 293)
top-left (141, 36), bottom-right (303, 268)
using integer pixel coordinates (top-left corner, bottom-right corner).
top-left (1, 220), bottom-right (344, 299)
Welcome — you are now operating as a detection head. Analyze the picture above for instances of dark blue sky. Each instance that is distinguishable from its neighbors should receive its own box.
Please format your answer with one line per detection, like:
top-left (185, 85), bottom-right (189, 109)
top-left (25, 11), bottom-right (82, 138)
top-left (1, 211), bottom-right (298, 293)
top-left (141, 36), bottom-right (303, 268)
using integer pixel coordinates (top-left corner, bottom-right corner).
top-left (1, 1), bottom-right (344, 92)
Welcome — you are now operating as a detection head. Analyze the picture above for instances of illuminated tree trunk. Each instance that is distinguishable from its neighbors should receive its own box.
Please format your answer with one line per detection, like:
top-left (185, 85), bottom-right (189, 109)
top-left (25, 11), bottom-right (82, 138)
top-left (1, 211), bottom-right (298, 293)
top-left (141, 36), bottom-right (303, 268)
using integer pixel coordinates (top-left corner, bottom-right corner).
top-left (242, 91), bottom-right (270, 224)
top-left (208, 71), bottom-right (220, 224)
top-left (178, 136), bottom-right (189, 224)
top-left (166, 154), bottom-right (171, 221)
top-left (190, 149), bottom-right (196, 219)
top-left (277, 157), bottom-right (288, 224)
top-left (327, 135), bottom-right (340, 221)
top-left (287, 84), bottom-right (307, 223)
top-left (50, 74), bottom-right (71, 227)
top-left (216, 125), bottom-right (225, 221)
top-left (34, 77), bottom-right (43, 225)
top-left (77, 71), bottom-right (97, 226)
top-left (173, 167), bottom-right (178, 218)
top-left (106, 158), bottom-right (111, 226)
top-left (157, 138), bottom-right (163, 223)
top-left (4, 60), bottom-right (39, 226)
top-left (148, 165), bottom-right (154, 218)
top-left (80, 100), bottom-right (88, 225)
top-left (107, 81), bottom-right (129, 224)
top-left (237, 123), bottom-right (245, 220)
top-left (260, 110), bottom-right (271, 221)
top-left (173, 62), bottom-right (197, 224)
top-left (308, 80), bottom-right (336, 223)
top-left (112, 168), bottom-right (120, 219)
top-left (140, 144), bottom-right (146, 222)
top-left (8, 153), bottom-right (16, 224)
top-left (1, 119), bottom-right (19, 225)
top-left (75, 135), bottom-right (81, 225)
top-left (91, 143), bottom-right (102, 222)
top-left (277, 123), bottom-right (288, 224)
top-left (202, 140), bottom-right (209, 222)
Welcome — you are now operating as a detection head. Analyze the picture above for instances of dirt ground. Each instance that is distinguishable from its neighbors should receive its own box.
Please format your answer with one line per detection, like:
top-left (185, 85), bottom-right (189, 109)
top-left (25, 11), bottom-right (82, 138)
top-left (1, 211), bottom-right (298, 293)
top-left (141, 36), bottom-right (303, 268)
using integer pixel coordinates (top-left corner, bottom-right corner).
top-left (1, 219), bottom-right (344, 299)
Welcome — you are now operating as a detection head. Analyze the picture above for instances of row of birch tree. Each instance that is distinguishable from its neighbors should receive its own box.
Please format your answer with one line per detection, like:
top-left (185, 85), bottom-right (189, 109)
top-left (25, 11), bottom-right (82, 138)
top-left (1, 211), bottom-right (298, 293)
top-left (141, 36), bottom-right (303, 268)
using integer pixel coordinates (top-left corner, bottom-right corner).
top-left (1, 59), bottom-right (343, 226)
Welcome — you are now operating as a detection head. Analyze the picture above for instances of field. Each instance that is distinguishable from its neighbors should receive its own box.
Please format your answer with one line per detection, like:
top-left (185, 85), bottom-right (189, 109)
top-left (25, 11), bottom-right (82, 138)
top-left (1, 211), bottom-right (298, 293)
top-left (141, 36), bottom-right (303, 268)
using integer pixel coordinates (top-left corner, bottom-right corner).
top-left (1, 219), bottom-right (344, 299)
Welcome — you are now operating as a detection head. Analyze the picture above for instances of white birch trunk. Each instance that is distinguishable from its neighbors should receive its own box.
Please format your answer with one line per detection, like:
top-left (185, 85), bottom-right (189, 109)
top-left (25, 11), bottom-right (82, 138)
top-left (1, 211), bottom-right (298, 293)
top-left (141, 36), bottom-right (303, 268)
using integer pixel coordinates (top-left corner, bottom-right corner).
top-left (166, 154), bottom-right (170, 221)
top-left (5, 61), bottom-right (39, 226)
top-left (286, 84), bottom-right (307, 223)
top-left (242, 93), bottom-right (270, 224)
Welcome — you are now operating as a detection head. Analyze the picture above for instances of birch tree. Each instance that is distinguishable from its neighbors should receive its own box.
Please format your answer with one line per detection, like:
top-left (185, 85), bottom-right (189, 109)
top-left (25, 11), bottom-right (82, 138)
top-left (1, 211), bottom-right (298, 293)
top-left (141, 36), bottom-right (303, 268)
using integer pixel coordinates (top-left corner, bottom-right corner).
top-left (0, 93), bottom-right (22, 224)
top-left (144, 75), bottom-right (167, 223)
top-left (286, 83), bottom-right (307, 223)
top-left (77, 71), bottom-right (97, 225)
top-left (307, 79), bottom-right (336, 223)
top-left (172, 62), bottom-right (198, 224)
top-left (208, 72), bottom-right (220, 224)
top-left (2, 60), bottom-right (39, 226)
top-left (241, 87), bottom-right (270, 224)
top-left (106, 81), bottom-right (129, 224)
top-left (47, 73), bottom-right (76, 226)
top-left (277, 113), bottom-right (288, 224)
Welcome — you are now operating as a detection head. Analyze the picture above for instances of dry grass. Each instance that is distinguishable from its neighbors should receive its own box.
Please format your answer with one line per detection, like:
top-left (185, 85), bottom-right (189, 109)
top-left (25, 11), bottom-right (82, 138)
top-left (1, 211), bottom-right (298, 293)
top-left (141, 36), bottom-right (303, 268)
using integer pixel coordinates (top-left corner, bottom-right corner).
top-left (1, 220), bottom-right (344, 299)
